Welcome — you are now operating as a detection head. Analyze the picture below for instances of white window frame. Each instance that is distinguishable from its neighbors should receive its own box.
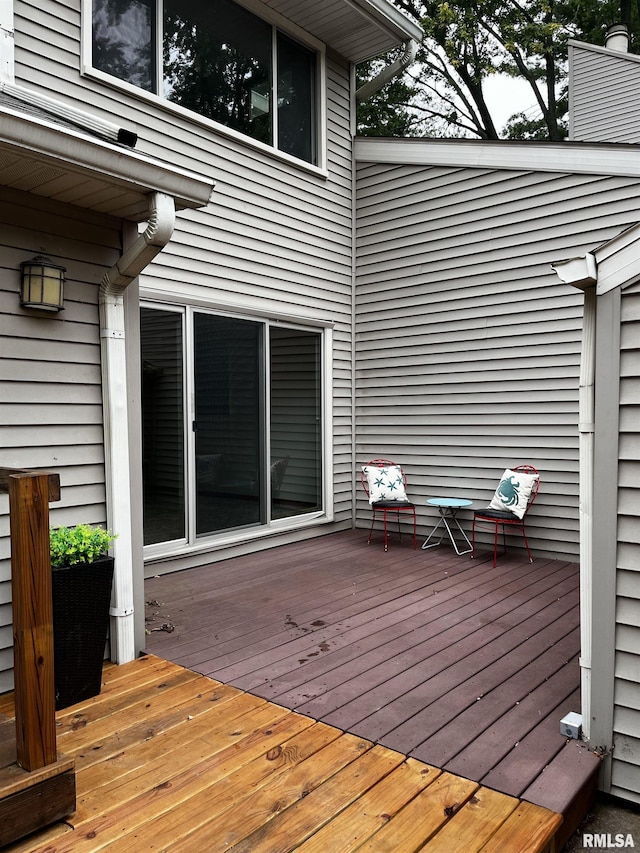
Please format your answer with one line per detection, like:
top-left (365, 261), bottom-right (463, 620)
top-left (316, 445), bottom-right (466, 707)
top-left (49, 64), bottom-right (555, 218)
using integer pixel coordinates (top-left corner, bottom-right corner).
top-left (141, 300), bottom-right (334, 562)
top-left (81, 0), bottom-right (327, 173)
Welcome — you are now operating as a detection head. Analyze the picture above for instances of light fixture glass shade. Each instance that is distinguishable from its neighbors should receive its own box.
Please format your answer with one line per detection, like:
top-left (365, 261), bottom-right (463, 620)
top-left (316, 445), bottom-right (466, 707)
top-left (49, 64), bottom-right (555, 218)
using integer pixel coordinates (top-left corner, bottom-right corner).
top-left (20, 255), bottom-right (65, 311)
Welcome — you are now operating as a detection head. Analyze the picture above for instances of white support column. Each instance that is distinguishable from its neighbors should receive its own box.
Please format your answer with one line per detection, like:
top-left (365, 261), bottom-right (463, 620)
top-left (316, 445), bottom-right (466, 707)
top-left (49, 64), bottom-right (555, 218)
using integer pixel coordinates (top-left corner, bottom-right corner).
top-left (578, 285), bottom-right (596, 738)
top-left (100, 193), bottom-right (176, 664)
top-left (100, 293), bottom-right (136, 663)
top-left (551, 254), bottom-right (598, 739)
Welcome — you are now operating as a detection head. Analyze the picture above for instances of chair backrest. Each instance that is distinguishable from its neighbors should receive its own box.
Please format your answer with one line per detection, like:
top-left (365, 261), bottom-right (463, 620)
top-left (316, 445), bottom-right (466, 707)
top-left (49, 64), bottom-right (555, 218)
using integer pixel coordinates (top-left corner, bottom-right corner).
top-left (513, 464), bottom-right (540, 513)
top-left (361, 459), bottom-right (407, 498)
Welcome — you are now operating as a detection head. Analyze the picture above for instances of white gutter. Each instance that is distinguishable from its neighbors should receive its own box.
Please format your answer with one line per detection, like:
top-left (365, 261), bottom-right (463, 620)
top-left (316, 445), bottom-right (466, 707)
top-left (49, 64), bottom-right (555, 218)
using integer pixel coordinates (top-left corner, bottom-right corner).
top-left (0, 103), bottom-right (214, 214)
top-left (99, 192), bottom-right (176, 663)
top-left (551, 253), bottom-right (597, 739)
top-left (355, 39), bottom-right (419, 102)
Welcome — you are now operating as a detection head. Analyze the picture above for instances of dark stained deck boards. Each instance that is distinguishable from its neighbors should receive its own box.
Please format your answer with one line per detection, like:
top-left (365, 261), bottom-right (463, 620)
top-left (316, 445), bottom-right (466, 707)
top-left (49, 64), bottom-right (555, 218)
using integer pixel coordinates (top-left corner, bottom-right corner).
top-left (244, 559), bottom-right (578, 705)
top-left (145, 530), bottom-right (600, 827)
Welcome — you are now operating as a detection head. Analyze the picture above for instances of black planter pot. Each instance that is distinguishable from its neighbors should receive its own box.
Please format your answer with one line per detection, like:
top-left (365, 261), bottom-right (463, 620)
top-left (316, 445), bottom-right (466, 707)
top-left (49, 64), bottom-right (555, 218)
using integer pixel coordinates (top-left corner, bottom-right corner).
top-left (51, 555), bottom-right (115, 711)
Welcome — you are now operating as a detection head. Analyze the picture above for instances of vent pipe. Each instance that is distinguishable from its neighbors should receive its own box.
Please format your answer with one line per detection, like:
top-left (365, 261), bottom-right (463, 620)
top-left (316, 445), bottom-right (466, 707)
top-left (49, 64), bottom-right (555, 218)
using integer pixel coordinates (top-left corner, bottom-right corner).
top-left (605, 24), bottom-right (629, 52)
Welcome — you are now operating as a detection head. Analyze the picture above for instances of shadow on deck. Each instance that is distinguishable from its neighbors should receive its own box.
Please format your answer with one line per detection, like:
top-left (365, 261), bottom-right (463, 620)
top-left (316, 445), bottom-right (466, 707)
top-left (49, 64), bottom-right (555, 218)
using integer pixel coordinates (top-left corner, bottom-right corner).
top-left (144, 529), bottom-right (601, 848)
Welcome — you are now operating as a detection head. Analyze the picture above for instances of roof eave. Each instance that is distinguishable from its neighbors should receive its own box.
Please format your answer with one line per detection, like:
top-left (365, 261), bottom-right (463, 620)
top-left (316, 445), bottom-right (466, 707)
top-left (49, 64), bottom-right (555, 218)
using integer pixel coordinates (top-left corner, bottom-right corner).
top-left (355, 137), bottom-right (640, 178)
top-left (0, 106), bottom-right (214, 219)
top-left (350, 0), bottom-right (423, 47)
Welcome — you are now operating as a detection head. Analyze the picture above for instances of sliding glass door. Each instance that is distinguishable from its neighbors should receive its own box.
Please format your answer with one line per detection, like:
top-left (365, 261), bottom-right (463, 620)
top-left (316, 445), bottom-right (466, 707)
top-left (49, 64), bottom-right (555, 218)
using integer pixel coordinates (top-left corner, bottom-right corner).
top-left (141, 307), bottom-right (185, 546)
top-left (141, 305), bottom-right (324, 548)
top-left (194, 313), bottom-right (263, 535)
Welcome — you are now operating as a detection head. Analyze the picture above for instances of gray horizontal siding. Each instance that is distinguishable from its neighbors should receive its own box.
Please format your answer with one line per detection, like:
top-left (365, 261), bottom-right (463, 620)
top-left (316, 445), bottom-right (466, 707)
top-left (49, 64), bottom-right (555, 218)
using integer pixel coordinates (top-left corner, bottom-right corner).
top-left (355, 161), bottom-right (640, 561)
top-left (0, 187), bottom-right (121, 692)
top-left (570, 43), bottom-right (640, 143)
top-left (612, 287), bottom-right (640, 803)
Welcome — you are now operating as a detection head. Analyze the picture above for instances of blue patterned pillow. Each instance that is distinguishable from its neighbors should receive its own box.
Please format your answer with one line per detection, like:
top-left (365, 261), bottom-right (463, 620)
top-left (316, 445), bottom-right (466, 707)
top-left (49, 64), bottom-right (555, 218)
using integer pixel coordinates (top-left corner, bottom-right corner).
top-left (488, 469), bottom-right (538, 519)
top-left (363, 465), bottom-right (408, 504)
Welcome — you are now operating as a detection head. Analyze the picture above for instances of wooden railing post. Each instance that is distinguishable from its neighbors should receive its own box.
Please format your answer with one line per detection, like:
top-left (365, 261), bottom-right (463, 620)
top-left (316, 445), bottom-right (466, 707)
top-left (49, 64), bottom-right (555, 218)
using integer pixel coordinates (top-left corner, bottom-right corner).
top-left (1, 469), bottom-right (60, 771)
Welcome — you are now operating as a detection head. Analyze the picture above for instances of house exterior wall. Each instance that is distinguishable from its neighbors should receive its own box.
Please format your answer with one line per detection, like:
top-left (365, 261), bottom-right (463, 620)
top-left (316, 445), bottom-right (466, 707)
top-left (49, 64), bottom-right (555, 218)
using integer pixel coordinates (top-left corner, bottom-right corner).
top-left (355, 159), bottom-right (640, 560)
top-left (7, 1), bottom-right (356, 557)
top-left (0, 0), bottom-right (365, 688)
top-left (0, 186), bottom-right (124, 693)
top-left (569, 41), bottom-right (640, 143)
top-left (611, 282), bottom-right (640, 803)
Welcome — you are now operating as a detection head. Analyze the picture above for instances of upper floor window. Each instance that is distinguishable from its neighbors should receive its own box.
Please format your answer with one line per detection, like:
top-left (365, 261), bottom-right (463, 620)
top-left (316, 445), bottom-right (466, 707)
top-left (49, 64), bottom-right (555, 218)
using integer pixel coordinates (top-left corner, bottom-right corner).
top-left (92, 0), bottom-right (318, 164)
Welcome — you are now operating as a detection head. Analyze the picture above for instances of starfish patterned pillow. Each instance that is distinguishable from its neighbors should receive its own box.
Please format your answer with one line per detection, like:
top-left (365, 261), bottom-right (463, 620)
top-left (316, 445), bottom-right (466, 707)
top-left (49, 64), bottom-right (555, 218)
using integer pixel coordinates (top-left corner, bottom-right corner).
top-left (363, 465), bottom-right (408, 505)
top-left (488, 469), bottom-right (539, 519)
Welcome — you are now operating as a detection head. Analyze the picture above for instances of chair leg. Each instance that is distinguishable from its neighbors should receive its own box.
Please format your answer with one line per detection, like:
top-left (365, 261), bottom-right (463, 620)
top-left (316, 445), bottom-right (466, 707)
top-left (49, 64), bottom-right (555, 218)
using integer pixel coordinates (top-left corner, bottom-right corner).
top-left (412, 509), bottom-right (417, 549)
top-left (368, 510), bottom-right (375, 545)
top-left (521, 524), bottom-right (533, 562)
top-left (396, 511), bottom-right (402, 543)
top-left (471, 517), bottom-right (476, 559)
top-left (493, 522), bottom-right (499, 568)
top-left (383, 510), bottom-right (389, 552)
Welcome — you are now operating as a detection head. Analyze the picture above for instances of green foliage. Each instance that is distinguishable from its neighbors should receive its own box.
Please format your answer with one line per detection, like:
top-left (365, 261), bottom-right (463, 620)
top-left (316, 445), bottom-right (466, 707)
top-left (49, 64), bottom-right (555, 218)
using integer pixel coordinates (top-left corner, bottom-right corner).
top-left (357, 0), bottom-right (640, 140)
top-left (356, 52), bottom-right (433, 136)
top-left (50, 525), bottom-right (117, 568)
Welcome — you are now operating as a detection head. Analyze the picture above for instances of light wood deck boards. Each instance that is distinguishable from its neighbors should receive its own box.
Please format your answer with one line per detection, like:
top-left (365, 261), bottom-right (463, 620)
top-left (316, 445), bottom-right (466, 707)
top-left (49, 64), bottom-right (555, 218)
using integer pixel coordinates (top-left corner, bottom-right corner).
top-left (0, 656), bottom-right (562, 853)
top-left (144, 530), bottom-right (598, 822)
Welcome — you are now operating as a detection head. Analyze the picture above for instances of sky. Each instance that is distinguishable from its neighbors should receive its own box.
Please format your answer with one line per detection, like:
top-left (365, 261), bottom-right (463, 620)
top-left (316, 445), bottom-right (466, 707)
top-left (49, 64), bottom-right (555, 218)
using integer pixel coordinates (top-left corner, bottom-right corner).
top-left (483, 73), bottom-right (542, 130)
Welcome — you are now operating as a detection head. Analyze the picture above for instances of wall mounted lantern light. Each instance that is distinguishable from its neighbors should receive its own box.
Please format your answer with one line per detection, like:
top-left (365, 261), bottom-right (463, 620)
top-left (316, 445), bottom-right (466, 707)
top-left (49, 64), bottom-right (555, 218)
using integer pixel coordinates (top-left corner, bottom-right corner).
top-left (20, 255), bottom-right (66, 312)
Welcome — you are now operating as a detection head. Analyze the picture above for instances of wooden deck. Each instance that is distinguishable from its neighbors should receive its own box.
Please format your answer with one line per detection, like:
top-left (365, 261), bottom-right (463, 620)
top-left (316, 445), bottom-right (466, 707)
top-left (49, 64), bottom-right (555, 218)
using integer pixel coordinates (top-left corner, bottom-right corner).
top-left (144, 530), bottom-right (601, 846)
top-left (0, 655), bottom-right (562, 852)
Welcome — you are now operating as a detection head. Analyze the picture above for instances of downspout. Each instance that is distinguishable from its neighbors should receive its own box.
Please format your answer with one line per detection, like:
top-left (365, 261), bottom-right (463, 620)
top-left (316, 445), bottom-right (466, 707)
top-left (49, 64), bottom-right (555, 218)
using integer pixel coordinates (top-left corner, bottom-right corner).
top-left (355, 39), bottom-right (418, 103)
top-left (551, 253), bottom-right (597, 739)
top-left (99, 191), bottom-right (176, 664)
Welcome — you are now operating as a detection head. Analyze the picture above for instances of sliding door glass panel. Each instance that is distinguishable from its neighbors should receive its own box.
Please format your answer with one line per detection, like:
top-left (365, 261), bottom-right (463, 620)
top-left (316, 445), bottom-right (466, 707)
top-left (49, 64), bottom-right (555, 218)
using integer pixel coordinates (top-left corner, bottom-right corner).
top-left (141, 307), bottom-right (185, 545)
top-left (270, 327), bottom-right (321, 519)
top-left (194, 313), bottom-right (263, 535)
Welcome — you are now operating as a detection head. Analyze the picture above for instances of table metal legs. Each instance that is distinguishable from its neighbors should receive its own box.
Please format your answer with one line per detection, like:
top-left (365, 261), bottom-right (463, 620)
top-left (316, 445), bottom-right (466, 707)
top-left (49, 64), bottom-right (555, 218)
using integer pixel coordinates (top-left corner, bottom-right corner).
top-left (421, 506), bottom-right (472, 555)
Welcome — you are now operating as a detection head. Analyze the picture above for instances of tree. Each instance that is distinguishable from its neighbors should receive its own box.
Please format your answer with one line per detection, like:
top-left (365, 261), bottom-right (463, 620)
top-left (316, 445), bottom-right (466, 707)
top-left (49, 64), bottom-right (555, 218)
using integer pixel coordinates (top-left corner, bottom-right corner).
top-left (356, 53), bottom-right (434, 136)
top-left (357, 0), bottom-right (640, 140)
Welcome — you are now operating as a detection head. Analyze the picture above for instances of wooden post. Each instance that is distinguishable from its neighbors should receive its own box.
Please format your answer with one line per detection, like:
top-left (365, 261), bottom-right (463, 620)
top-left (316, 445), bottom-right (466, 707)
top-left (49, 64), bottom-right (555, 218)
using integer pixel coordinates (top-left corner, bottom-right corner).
top-left (6, 471), bottom-right (59, 771)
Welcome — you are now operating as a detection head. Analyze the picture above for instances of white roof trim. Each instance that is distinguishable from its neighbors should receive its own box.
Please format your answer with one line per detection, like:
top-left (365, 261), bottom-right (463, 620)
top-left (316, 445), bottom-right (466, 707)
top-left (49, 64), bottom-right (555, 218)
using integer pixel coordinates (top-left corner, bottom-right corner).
top-left (568, 38), bottom-right (640, 66)
top-left (0, 103), bottom-right (214, 213)
top-left (552, 223), bottom-right (640, 296)
top-left (594, 222), bottom-right (640, 295)
top-left (355, 137), bottom-right (640, 178)
top-left (348, 0), bottom-right (423, 43)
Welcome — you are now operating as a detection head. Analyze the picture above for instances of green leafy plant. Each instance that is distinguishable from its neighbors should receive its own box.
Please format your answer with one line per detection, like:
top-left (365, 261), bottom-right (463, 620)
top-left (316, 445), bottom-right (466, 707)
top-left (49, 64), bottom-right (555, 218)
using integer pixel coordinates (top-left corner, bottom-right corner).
top-left (50, 524), bottom-right (117, 568)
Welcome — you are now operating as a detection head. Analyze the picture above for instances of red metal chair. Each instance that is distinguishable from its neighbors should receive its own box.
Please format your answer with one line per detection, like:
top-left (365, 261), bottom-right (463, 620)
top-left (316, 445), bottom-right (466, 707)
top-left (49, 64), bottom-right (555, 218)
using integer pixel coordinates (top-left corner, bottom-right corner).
top-left (472, 465), bottom-right (540, 567)
top-left (361, 459), bottom-right (417, 552)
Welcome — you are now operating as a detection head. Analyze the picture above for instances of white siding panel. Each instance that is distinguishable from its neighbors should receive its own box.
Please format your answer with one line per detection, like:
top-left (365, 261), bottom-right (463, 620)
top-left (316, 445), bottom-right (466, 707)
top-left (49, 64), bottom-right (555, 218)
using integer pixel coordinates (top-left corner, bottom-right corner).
top-left (616, 680), bottom-right (640, 712)
top-left (0, 187), bottom-right (122, 690)
top-left (356, 161), bottom-right (640, 560)
top-left (570, 43), bottom-right (640, 143)
top-left (612, 285), bottom-right (640, 800)
top-left (611, 738), bottom-right (640, 806)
